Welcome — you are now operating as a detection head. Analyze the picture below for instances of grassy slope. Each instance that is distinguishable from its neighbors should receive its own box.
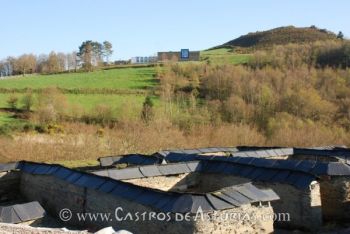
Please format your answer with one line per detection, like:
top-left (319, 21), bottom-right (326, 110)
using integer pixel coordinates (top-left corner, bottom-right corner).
top-left (200, 48), bottom-right (252, 65)
top-left (0, 67), bottom-right (159, 124)
top-left (0, 93), bottom-right (152, 115)
top-left (0, 67), bottom-right (157, 90)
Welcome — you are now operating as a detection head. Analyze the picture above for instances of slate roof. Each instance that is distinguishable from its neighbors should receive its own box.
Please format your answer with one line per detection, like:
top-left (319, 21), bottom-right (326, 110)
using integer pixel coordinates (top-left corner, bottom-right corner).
top-left (0, 201), bottom-right (45, 224)
top-left (16, 161), bottom-right (278, 214)
top-left (231, 148), bottom-right (293, 158)
top-left (293, 148), bottom-right (350, 162)
top-left (93, 159), bottom-right (317, 190)
top-left (98, 146), bottom-right (350, 168)
top-left (98, 154), bottom-right (164, 167)
top-left (0, 162), bottom-right (20, 173)
top-left (155, 147), bottom-right (239, 157)
top-left (165, 153), bottom-right (350, 177)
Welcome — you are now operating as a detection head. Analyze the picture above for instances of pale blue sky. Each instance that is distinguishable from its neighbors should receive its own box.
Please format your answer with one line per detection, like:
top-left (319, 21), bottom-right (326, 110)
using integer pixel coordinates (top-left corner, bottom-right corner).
top-left (0, 0), bottom-right (349, 60)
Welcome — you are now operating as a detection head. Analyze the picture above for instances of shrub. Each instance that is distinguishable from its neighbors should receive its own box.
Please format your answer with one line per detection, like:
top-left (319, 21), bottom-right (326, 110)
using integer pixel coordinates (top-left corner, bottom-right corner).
top-left (6, 96), bottom-right (18, 110)
top-left (93, 104), bottom-right (114, 125)
top-left (35, 88), bottom-right (68, 124)
top-left (141, 96), bottom-right (154, 123)
top-left (21, 92), bottom-right (34, 111)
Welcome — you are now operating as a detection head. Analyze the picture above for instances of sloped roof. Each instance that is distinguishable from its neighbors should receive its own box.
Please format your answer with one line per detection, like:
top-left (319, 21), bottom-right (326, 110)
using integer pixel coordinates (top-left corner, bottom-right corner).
top-left (93, 159), bottom-right (316, 190)
top-left (98, 154), bottom-right (164, 167)
top-left (156, 147), bottom-right (239, 157)
top-left (165, 153), bottom-right (350, 177)
top-left (0, 201), bottom-right (45, 224)
top-left (16, 161), bottom-right (278, 213)
top-left (0, 162), bottom-right (20, 173)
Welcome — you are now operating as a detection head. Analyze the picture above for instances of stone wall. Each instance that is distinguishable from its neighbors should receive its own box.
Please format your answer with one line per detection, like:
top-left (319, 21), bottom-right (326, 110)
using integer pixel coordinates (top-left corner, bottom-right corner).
top-left (175, 173), bottom-right (322, 231)
top-left (0, 171), bottom-right (20, 203)
top-left (106, 171), bottom-right (322, 230)
top-left (124, 173), bottom-right (199, 192)
top-left (19, 172), bottom-right (274, 233)
top-left (319, 176), bottom-right (350, 221)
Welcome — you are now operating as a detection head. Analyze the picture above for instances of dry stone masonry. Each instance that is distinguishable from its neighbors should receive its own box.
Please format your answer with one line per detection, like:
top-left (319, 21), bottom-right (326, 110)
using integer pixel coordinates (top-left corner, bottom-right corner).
top-left (2, 145), bottom-right (350, 233)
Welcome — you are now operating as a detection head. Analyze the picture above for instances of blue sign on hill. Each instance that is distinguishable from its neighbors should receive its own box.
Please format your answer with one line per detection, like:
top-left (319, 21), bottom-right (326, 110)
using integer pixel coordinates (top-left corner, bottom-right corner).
top-left (180, 49), bottom-right (190, 59)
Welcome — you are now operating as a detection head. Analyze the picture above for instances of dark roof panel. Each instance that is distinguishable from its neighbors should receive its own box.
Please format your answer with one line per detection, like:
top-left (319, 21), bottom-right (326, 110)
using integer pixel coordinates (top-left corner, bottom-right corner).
top-left (21, 163), bottom-right (38, 174)
top-left (251, 158), bottom-right (277, 168)
top-left (297, 160), bottom-right (317, 173)
top-left (206, 194), bottom-right (233, 210)
top-left (74, 174), bottom-right (106, 189)
top-left (139, 165), bottom-right (162, 177)
top-left (153, 195), bottom-right (178, 211)
top-left (33, 165), bottom-right (52, 175)
top-left (257, 169), bottom-right (280, 181)
top-left (273, 160), bottom-right (301, 170)
top-left (237, 157), bottom-right (255, 165)
top-left (190, 195), bottom-right (214, 213)
top-left (222, 189), bottom-right (251, 204)
top-left (98, 181), bottom-right (119, 193)
top-left (53, 167), bottom-right (73, 180)
top-left (136, 191), bottom-right (167, 207)
top-left (212, 192), bottom-right (241, 206)
top-left (108, 167), bottom-right (143, 180)
top-left (46, 166), bottom-right (59, 174)
top-left (249, 168), bottom-right (269, 180)
top-left (186, 161), bottom-right (201, 172)
top-left (65, 172), bottom-right (83, 183)
top-left (234, 185), bottom-right (261, 201)
top-left (167, 195), bottom-right (195, 213)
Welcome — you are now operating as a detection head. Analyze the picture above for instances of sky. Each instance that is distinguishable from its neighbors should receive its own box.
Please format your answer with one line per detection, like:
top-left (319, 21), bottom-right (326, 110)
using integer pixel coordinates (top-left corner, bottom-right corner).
top-left (0, 0), bottom-right (349, 60)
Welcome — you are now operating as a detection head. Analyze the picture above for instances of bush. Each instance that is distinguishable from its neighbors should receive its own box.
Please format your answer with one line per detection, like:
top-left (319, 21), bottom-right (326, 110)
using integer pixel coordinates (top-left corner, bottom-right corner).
top-left (21, 92), bottom-right (34, 111)
top-left (34, 123), bottom-right (64, 134)
top-left (141, 96), bottom-right (154, 123)
top-left (93, 104), bottom-right (114, 125)
top-left (6, 96), bottom-right (18, 110)
top-left (35, 88), bottom-right (68, 124)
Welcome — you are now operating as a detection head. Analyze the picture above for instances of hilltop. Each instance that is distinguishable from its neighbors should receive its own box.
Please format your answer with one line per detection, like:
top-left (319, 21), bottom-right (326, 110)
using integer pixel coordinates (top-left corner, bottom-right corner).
top-left (217, 26), bottom-right (339, 49)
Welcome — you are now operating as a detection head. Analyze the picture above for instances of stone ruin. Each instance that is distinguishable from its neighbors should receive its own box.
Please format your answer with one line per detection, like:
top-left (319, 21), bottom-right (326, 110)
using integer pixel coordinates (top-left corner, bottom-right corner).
top-left (1, 145), bottom-right (350, 233)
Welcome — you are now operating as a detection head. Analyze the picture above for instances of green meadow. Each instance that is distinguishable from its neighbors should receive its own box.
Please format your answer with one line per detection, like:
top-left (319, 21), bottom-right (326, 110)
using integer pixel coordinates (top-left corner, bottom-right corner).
top-left (200, 48), bottom-right (252, 65)
top-left (0, 67), bottom-right (157, 90)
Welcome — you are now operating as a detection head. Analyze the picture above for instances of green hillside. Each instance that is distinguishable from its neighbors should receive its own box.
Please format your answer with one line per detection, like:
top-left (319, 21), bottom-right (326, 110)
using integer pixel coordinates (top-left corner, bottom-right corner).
top-left (0, 67), bottom-right (157, 91)
top-left (201, 48), bottom-right (252, 65)
top-left (0, 67), bottom-right (159, 126)
top-left (219, 26), bottom-right (339, 49)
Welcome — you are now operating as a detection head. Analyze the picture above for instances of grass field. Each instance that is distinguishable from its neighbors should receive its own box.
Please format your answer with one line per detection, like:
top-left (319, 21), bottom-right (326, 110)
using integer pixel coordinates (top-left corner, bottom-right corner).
top-left (0, 67), bottom-right (159, 125)
top-left (0, 67), bottom-right (157, 90)
top-left (200, 48), bottom-right (252, 65)
top-left (0, 93), bottom-right (157, 119)
top-left (0, 112), bottom-right (25, 126)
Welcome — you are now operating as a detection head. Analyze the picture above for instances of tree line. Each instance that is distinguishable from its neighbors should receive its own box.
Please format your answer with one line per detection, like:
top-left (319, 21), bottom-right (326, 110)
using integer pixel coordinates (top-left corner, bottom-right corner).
top-left (0, 40), bottom-right (113, 76)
